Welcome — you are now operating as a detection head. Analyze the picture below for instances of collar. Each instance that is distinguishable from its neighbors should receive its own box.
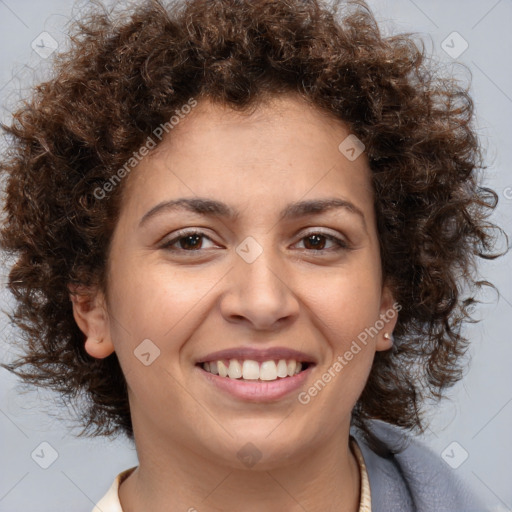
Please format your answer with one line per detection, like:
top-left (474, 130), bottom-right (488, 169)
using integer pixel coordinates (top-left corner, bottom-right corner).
top-left (92, 439), bottom-right (371, 512)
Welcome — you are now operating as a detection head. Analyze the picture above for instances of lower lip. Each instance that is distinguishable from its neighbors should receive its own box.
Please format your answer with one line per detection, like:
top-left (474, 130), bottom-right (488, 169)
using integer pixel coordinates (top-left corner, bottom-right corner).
top-left (197, 365), bottom-right (314, 402)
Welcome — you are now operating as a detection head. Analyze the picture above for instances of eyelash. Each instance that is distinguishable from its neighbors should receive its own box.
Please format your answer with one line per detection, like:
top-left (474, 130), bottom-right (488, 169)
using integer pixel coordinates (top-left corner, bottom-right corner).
top-left (160, 229), bottom-right (349, 255)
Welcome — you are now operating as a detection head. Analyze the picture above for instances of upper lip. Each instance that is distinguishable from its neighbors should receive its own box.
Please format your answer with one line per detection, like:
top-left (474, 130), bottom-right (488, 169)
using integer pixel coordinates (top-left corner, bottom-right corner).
top-left (197, 346), bottom-right (317, 364)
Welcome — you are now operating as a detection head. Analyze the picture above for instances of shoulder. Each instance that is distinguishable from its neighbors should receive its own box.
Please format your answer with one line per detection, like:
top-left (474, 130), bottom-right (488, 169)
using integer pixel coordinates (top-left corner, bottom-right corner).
top-left (351, 419), bottom-right (486, 512)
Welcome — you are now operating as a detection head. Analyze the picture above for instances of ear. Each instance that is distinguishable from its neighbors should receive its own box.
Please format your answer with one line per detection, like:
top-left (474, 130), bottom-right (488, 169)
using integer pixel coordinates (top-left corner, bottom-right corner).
top-left (68, 284), bottom-right (115, 359)
top-left (375, 282), bottom-right (399, 352)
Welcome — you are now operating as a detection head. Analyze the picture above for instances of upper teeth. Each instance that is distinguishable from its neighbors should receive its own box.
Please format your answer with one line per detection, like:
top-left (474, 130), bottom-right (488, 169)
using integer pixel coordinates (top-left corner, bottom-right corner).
top-left (203, 359), bottom-right (303, 381)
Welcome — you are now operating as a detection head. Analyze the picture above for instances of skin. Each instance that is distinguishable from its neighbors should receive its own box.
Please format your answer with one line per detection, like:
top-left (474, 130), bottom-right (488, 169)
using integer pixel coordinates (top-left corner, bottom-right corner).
top-left (71, 93), bottom-right (397, 512)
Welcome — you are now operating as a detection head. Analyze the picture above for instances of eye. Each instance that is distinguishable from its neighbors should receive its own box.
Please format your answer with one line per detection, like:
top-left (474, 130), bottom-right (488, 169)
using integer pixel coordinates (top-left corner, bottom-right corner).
top-left (160, 230), bottom-right (217, 252)
top-left (160, 229), bottom-right (349, 255)
top-left (294, 231), bottom-right (349, 252)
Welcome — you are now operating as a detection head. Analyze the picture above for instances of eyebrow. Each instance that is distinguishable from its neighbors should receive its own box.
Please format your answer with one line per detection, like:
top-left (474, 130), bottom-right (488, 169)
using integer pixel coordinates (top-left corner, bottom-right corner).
top-left (138, 197), bottom-right (366, 229)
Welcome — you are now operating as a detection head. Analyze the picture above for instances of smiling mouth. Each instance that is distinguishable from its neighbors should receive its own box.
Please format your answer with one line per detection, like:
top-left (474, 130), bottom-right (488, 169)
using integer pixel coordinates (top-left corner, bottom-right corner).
top-left (198, 359), bottom-right (312, 382)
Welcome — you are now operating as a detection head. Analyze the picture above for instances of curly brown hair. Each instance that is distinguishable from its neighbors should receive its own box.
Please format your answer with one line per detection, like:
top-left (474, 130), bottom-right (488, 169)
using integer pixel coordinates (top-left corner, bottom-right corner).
top-left (0, 0), bottom-right (503, 447)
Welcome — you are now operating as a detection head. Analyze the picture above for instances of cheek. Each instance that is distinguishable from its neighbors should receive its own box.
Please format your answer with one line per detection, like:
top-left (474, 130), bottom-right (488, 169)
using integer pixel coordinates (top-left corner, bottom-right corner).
top-left (104, 258), bottom-right (211, 420)
top-left (300, 261), bottom-right (382, 390)
top-left (106, 256), bottom-right (219, 364)
top-left (297, 274), bottom-right (381, 420)
top-left (306, 263), bottom-right (383, 340)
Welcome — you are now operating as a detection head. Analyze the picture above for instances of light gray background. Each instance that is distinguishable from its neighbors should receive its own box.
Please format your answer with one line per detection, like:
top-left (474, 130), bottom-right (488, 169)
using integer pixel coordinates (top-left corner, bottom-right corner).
top-left (0, 1), bottom-right (511, 511)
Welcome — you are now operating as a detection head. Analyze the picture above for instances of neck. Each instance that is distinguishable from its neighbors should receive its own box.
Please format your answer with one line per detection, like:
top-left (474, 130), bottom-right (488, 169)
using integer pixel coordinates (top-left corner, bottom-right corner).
top-left (118, 424), bottom-right (361, 512)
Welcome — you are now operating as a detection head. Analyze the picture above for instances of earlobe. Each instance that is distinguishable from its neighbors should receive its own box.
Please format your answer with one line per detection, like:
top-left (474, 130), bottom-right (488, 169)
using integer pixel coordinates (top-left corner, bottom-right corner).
top-left (68, 284), bottom-right (114, 359)
top-left (84, 336), bottom-right (115, 359)
top-left (375, 283), bottom-right (399, 352)
top-left (377, 331), bottom-right (394, 351)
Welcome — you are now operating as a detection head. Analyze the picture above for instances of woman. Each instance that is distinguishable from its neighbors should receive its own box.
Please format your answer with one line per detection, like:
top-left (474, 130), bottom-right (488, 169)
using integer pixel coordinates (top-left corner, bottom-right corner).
top-left (0, 0), bottom-right (502, 510)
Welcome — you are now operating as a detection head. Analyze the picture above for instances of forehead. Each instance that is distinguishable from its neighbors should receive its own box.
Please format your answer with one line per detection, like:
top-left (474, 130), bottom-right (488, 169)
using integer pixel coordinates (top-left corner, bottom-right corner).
top-left (120, 94), bottom-right (374, 222)
top-left (158, 94), bottom-right (350, 162)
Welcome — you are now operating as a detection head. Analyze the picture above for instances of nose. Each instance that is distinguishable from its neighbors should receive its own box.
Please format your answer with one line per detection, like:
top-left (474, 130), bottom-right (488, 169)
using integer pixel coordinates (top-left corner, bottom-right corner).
top-left (219, 242), bottom-right (300, 331)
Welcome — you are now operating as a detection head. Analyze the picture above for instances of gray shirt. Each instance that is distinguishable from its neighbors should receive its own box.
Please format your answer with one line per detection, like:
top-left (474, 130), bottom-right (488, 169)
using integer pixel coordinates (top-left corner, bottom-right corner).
top-left (352, 419), bottom-right (487, 512)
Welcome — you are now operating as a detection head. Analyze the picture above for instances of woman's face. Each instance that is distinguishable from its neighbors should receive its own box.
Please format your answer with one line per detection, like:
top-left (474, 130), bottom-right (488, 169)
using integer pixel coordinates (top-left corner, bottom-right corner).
top-left (78, 94), bottom-right (397, 468)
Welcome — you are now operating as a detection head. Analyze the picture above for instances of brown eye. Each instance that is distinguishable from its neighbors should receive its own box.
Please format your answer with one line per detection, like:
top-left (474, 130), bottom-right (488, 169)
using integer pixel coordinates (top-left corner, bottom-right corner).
top-left (177, 234), bottom-right (203, 250)
top-left (161, 231), bottom-right (216, 252)
top-left (303, 234), bottom-right (327, 250)
top-left (296, 232), bottom-right (348, 252)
